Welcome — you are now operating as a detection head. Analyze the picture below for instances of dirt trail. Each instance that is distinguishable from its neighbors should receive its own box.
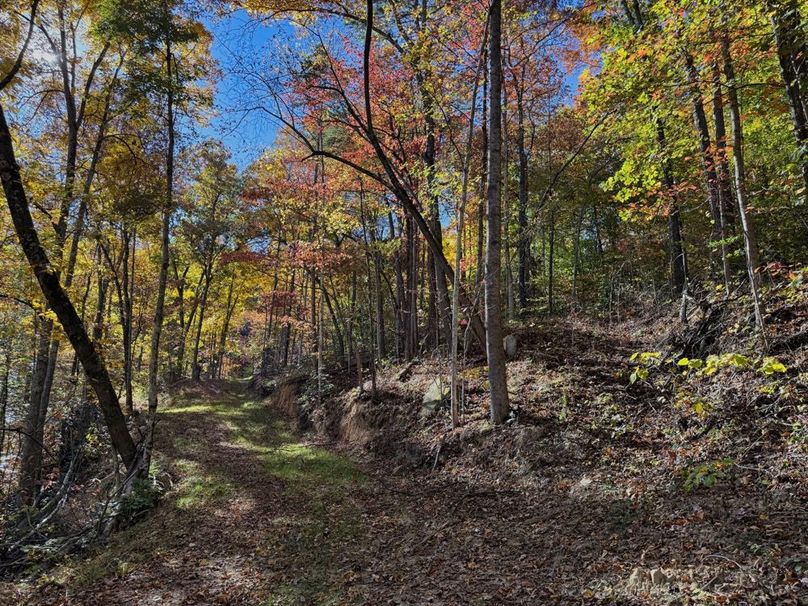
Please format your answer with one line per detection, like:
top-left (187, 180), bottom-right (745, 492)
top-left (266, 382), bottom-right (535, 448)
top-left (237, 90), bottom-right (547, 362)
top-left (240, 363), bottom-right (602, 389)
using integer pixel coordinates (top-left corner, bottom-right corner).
top-left (10, 383), bottom-right (804, 605)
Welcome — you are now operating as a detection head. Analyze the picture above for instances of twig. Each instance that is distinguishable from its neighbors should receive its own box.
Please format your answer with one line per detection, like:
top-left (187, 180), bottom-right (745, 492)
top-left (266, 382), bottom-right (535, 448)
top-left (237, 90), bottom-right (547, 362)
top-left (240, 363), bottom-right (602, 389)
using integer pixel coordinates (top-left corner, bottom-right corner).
top-left (703, 553), bottom-right (744, 570)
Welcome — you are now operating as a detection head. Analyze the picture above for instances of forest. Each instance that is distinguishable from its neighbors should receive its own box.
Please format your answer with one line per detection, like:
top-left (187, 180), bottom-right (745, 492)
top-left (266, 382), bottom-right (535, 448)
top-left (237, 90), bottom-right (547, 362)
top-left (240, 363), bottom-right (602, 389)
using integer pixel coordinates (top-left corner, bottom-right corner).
top-left (0, 0), bottom-right (807, 604)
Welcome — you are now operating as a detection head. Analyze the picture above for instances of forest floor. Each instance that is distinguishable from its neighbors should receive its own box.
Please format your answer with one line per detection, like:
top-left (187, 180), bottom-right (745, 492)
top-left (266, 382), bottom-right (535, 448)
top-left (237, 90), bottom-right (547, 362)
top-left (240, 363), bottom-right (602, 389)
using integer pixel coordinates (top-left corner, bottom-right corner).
top-left (2, 291), bottom-right (807, 605)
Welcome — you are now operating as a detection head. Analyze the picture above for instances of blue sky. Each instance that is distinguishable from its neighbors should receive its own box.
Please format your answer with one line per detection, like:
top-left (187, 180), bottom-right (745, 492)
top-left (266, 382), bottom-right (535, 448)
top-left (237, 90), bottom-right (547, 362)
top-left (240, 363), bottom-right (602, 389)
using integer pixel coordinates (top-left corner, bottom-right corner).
top-left (203, 9), bottom-right (284, 169)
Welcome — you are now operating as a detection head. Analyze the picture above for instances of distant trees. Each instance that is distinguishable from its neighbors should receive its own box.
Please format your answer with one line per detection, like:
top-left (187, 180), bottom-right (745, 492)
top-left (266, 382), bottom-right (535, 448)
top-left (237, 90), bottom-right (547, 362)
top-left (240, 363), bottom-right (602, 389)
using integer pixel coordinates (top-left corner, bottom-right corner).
top-left (230, 0), bottom-right (808, 422)
top-left (1, 0), bottom-right (807, 508)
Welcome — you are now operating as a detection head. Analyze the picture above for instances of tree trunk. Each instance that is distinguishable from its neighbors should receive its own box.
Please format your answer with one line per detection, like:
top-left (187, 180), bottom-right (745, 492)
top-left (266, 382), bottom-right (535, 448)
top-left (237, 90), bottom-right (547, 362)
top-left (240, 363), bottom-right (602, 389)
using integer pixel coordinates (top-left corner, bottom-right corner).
top-left (721, 32), bottom-right (765, 330)
top-left (451, 27), bottom-right (486, 427)
top-left (547, 206), bottom-right (556, 314)
top-left (367, 221), bottom-right (387, 358)
top-left (191, 269), bottom-right (212, 381)
top-left (516, 89), bottom-right (529, 311)
top-left (0, 348), bottom-right (11, 458)
top-left (682, 52), bottom-right (725, 273)
top-left (390, 212), bottom-right (405, 359)
top-left (279, 270), bottom-right (296, 367)
top-left (768, 0), bottom-right (808, 194)
top-left (405, 215), bottom-right (418, 360)
top-left (19, 318), bottom-right (51, 499)
top-left (476, 44), bottom-right (488, 290)
top-left (145, 39), bottom-right (176, 471)
top-left (656, 120), bottom-right (687, 294)
top-left (120, 229), bottom-right (134, 415)
top-left (711, 60), bottom-right (734, 291)
top-left (217, 274), bottom-right (237, 379)
top-left (0, 103), bottom-right (136, 470)
top-left (710, 61), bottom-right (735, 220)
top-left (319, 280), bottom-right (345, 364)
top-left (485, 0), bottom-right (509, 425)
top-left (501, 99), bottom-right (514, 321)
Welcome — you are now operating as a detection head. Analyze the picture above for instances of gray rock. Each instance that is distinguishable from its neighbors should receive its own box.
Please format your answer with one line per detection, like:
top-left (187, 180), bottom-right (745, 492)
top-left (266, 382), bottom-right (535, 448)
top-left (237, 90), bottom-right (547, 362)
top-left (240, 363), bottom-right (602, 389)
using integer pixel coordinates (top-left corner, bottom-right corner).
top-left (503, 334), bottom-right (518, 358)
top-left (569, 475), bottom-right (594, 496)
top-left (650, 568), bottom-right (669, 585)
top-left (420, 378), bottom-right (449, 418)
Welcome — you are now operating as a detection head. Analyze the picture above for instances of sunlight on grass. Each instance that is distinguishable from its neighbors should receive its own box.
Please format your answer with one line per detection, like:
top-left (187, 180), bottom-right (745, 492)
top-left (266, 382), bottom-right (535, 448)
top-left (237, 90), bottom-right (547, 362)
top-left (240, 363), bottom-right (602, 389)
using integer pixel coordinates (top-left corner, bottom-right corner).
top-left (209, 398), bottom-right (366, 489)
top-left (175, 475), bottom-right (234, 508)
top-left (260, 444), bottom-right (364, 487)
top-left (163, 403), bottom-right (224, 415)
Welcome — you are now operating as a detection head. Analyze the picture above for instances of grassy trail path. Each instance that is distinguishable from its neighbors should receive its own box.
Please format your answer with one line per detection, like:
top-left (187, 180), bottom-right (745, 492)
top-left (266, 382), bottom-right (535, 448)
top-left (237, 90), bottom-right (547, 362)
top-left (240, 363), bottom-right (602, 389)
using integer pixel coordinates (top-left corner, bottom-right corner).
top-left (35, 385), bottom-right (377, 605)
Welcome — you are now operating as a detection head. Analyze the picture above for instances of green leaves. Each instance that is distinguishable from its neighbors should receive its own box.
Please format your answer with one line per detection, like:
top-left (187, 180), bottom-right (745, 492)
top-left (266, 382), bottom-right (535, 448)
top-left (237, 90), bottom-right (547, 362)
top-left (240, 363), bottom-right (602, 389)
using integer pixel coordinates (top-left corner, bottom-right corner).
top-left (629, 367), bottom-right (649, 384)
top-left (663, 351), bottom-right (787, 393)
top-left (96, 0), bottom-right (199, 51)
top-left (760, 357), bottom-right (787, 375)
top-left (684, 458), bottom-right (734, 492)
top-left (629, 351), bottom-right (661, 384)
top-left (676, 357), bottom-right (703, 371)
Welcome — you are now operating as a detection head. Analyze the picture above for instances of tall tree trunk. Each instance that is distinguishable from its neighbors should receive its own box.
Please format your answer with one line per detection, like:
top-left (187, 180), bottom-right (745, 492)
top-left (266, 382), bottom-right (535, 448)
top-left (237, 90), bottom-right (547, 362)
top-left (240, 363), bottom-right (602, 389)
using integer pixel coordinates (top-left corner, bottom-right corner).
top-left (191, 269), bottom-right (212, 381)
top-left (373, 246), bottom-right (386, 358)
top-left (145, 38), bottom-right (176, 471)
top-left (0, 348), bottom-right (11, 458)
top-left (476, 44), bottom-right (488, 290)
top-left (261, 238), bottom-right (282, 374)
top-left (485, 0), bottom-right (509, 425)
top-left (92, 275), bottom-right (109, 348)
top-left (319, 279), bottom-right (345, 364)
top-left (711, 60), bottom-right (734, 291)
top-left (547, 206), bottom-right (556, 314)
top-left (364, 260), bottom-right (378, 399)
top-left (349, 271), bottom-right (361, 388)
top-left (217, 274), bottom-right (237, 379)
top-left (20, 319), bottom-right (50, 499)
top-left (721, 32), bottom-right (765, 330)
top-left (682, 51), bottom-right (725, 274)
top-left (367, 220), bottom-right (387, 358)
top-left (502, 96), bottom-right (514, 320)
top-left (572, 207), bottom-right (584, 303)
top-left (711, 60), bottom-right (735, 224)
top-left (768, 0), bottom-right (808, 194)
top-left (405, 215), bottom-right (418, 360)
top-left (279, 270), bottom-right (296, 367)
top-left (516, 88), bottom-right (529, 310)
top-left (390, 212), bottom-right (405, 359)
top-left (451, 27), bottom-right (487, 427)
top-left (120, 229), bottom-right (134, 416)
